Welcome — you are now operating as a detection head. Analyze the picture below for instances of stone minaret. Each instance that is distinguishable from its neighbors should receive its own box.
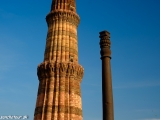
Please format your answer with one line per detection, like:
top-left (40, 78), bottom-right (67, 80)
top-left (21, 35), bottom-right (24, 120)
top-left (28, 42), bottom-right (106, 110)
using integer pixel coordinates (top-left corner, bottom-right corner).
top-left (34, 0), bottom-right (84, 120)
top-left (99, 31), bottom-right (114, 120)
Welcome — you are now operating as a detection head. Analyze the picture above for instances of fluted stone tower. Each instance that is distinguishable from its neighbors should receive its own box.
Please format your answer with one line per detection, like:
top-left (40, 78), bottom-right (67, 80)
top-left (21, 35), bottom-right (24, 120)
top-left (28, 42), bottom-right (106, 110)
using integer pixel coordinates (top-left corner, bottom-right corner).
top-left (34, 0), bottom-right (84, 120)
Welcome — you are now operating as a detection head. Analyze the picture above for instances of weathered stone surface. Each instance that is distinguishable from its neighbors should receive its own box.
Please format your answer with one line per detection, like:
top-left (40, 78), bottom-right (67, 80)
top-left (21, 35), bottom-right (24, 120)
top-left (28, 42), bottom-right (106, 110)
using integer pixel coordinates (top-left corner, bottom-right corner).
top-left (34, 0), bottom-right (84, 120)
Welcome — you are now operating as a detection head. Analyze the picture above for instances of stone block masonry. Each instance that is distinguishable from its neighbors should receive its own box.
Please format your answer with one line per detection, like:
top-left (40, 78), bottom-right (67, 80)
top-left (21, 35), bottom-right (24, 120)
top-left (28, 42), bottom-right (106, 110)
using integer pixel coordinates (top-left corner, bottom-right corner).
top-left (34, 0), bottom-right (84, 120)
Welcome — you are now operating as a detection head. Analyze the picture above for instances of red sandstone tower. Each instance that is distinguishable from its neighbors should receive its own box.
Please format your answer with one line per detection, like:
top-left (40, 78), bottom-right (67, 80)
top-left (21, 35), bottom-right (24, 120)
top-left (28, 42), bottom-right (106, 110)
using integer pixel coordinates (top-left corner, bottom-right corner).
top-left (34, 0), bottom-right (84, 120)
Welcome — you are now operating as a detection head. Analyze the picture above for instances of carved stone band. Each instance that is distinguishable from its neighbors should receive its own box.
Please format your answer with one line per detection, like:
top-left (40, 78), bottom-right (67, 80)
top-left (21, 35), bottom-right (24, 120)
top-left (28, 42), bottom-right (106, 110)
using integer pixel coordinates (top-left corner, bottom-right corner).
top-left (46, 10), bottom-right (80, 27)
top-left (47, 30), bottom-right (77, 40)
top-left (37, 85), bottom-right (81, 96)
top-left (37, 61), bottom-right (84, 81)
top-left (44, 46), bottom-right (78, 55)
top-left (34, 105), bottom-right (82, 116)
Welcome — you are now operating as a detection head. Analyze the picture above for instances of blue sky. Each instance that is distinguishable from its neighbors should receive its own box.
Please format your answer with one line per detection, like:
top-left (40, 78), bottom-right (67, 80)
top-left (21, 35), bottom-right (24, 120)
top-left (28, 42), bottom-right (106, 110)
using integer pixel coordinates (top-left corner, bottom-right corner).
top-left (0, 0), bottom-right (160, 120)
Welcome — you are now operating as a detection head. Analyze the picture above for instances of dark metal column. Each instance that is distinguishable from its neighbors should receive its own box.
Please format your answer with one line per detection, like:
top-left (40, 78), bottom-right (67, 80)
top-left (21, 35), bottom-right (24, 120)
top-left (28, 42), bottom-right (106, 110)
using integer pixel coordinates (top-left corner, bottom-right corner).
top-left (99, 31), bottom-right (114, 120)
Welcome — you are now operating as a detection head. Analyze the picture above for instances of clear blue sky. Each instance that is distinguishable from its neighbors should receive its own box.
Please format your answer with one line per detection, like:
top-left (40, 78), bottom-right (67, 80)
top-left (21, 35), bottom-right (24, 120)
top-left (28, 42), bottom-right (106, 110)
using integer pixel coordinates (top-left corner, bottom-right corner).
top-left (0, 0), bottom-right (160, 120)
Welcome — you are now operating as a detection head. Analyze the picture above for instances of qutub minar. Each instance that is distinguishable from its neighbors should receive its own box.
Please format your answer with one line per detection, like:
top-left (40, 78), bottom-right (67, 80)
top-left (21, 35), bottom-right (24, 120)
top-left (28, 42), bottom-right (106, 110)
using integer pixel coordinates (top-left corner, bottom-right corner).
top-left (34, 0), bottom-right (114, 120)
top-left (34, 0), bottom-right (84, 120)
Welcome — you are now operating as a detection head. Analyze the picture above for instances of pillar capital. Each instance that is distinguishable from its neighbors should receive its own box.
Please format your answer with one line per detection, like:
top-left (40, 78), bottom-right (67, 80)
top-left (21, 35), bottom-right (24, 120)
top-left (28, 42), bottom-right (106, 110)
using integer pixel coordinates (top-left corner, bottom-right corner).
top-left (99, 30), bottom-right (111, 59)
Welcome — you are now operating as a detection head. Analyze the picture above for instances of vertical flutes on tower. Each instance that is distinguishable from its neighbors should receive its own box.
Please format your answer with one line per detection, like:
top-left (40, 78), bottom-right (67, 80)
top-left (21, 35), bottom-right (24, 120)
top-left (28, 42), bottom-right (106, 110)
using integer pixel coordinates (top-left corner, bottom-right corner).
top-left (34, 0), bottom-right (84, 120)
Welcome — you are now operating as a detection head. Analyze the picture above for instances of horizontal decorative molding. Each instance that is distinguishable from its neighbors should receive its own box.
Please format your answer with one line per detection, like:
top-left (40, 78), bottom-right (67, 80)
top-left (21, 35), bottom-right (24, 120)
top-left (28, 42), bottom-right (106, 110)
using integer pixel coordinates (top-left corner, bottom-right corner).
top-left (37, 61), bottom-right (84, 81)
top-left (44, 46), bottom-right (78, 55)
top-left (47, 30), bottom-right (77, 40)
top-left (37, 85), bottom-right (81, 96)
top-left (34, 105), bottom-right (82, 116)
top-left (46, 10), bottom-right (80, 27)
